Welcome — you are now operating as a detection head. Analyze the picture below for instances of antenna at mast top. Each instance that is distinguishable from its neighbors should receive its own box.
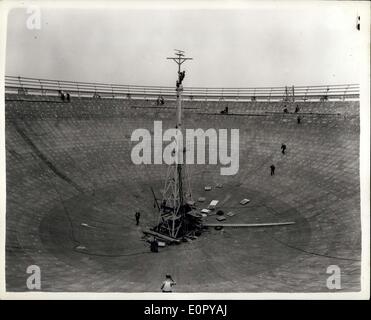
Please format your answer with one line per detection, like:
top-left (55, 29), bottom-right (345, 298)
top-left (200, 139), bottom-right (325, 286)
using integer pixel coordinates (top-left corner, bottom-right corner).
top-left (167, 50), bottom-right (193, 69)
top-left (167, 49), bottom-right (193, 91)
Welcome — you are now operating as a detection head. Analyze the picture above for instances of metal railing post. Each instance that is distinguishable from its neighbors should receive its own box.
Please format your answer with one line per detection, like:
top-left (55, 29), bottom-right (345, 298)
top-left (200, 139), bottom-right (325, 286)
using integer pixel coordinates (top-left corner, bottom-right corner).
top-left (39, 79), bottom-right (44, 96)
top-left (57, 80), bottom-right (61, 97)
top-left (343, 85), bottom-right (349, 101)
top-left (18, 76), bottom-right (25, 95)
top-left (76, 82), bottom-right (80, 98)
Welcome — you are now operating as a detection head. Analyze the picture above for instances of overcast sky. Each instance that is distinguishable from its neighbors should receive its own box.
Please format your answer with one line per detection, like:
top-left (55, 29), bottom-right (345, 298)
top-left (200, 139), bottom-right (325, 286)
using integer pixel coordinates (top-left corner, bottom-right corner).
top-left (5, 2), bottom-right (366, 88)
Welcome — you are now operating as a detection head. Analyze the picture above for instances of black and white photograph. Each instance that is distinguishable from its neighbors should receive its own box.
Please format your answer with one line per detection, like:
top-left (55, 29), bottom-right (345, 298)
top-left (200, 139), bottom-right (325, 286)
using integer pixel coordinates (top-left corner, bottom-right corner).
top-left (0, 0), bottom-right (369, 298)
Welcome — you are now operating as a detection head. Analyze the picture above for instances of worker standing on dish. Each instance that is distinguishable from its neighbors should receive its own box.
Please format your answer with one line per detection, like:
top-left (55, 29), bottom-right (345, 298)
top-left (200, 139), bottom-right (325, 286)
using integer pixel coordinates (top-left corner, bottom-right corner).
top-left (161, 274), bottom-right (176, 292)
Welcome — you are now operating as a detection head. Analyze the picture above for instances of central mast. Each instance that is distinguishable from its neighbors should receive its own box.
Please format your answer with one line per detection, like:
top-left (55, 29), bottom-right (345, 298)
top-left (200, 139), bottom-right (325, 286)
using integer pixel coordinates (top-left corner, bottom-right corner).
top-left (151, 50), bottom-right (198, 240)
top-left (147, 50), bottom-right (202, 243)
top-left (167, 50), bottom-right (193, 225)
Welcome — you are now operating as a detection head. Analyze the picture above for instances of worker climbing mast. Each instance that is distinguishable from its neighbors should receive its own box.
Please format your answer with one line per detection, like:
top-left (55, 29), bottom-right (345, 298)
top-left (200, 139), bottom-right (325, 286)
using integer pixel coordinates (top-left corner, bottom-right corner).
top-left (148, 50), bottom-right (202, 241)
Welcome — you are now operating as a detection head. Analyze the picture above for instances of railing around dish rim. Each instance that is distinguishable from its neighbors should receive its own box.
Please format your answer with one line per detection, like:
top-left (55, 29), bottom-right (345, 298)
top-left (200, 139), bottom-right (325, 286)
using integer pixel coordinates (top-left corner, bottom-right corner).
top-left (5, 75), bottom-right (360, 102)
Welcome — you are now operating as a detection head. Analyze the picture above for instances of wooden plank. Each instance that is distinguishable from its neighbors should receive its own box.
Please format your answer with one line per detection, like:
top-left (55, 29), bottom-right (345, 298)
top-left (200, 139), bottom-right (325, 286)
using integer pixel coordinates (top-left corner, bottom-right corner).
top-left (203, 222), bottom-right (295, 227)
top-left (142, 229), bottom-right (181, 243)
top-left (186, 211), bottom-right (202, 218)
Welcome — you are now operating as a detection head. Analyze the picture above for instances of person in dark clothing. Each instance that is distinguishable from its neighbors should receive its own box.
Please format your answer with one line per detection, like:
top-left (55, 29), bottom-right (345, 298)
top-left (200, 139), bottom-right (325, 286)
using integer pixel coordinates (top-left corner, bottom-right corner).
top-left (135, 211), bottom-right (140, 225)
top-left (179, 70), bottom-right (185, 83)
top-left (281, 143), bottom-right (287, 154)
top-left (66, 93), bottom-right (70, 102)
top-left (59, 90), bottom-right (65, 101)
top-left (297, 116), bottom-right (301, 124)
top-left (220, 107), bottom-right (229, 114)
top-left (295, 105), bottom-right (300, 113)
top-left (270, 164), bottom-right (275, 176)
top-left (283, 107), bottom-right (288, 113)
top-left (150, 238), bottom-right (159, 253)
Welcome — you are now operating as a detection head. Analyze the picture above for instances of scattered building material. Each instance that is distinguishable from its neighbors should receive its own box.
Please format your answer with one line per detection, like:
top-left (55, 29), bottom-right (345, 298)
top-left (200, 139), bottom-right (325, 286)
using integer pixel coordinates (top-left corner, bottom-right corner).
top-left (142, 229), bottom-right (181, 243)
top-left (240, 198), bottom-right (250, 205)
top-left (80, 222), bottom-right (96, 228)
top-left (205, 186), bottom-right (212, 191)
top-left (186, 210), bottom-right (202, 218)
top-left (216, 216), bottom-right (227, 221)
top-left (204, 221), bottom-right (295, 228)
top-left (198, 197), bottom-right (206, 202)
top-left (208, 200), bottom-right (219, 210)
top-left (201, 208), bottom-right (211, 214)
top-left (227, 212), bottom-right (235, 217)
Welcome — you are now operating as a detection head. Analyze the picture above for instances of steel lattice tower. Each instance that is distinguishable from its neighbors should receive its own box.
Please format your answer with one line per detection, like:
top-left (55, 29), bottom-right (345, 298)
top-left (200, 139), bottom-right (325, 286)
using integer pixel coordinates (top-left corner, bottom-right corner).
top-left (154, 50), bottom-right (196, 239)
